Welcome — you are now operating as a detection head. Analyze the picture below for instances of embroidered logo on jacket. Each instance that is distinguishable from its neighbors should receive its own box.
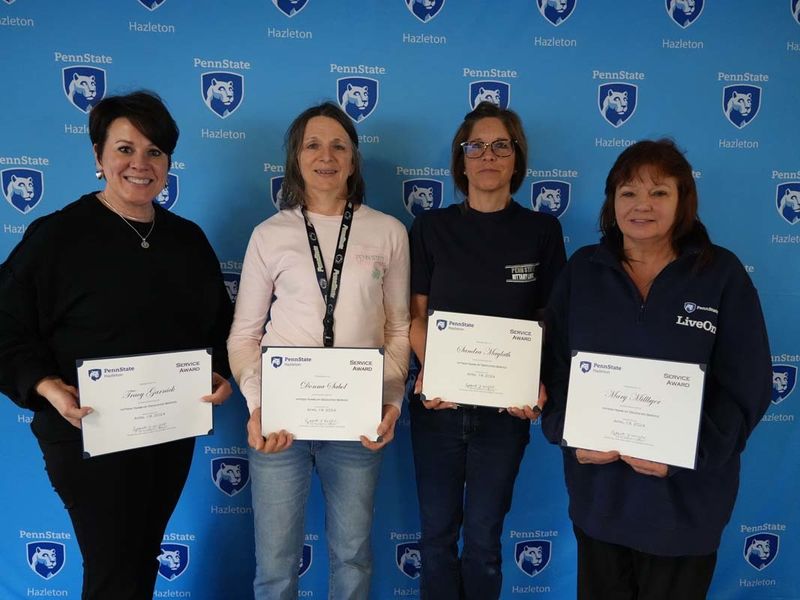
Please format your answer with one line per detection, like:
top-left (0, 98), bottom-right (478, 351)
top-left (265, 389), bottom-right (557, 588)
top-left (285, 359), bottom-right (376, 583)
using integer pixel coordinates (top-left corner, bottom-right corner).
top-left (505, 263), bottom-right (538, 283)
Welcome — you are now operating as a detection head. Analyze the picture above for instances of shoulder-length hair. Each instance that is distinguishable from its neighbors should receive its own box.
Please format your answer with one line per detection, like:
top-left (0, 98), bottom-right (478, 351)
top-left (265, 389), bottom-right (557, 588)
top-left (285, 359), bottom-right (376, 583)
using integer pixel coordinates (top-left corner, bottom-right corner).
top-left (599, 138), bottom-right (712, 264)
top-left (450, 101), bottom-right (528, 197)
top-left (280, 102), bottom-right (365, 209)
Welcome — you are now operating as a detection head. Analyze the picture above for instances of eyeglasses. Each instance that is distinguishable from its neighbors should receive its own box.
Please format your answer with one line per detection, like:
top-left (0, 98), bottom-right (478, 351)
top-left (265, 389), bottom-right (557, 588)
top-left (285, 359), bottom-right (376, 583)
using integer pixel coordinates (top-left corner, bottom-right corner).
top-left (460, 139), bottom-right (515, 159)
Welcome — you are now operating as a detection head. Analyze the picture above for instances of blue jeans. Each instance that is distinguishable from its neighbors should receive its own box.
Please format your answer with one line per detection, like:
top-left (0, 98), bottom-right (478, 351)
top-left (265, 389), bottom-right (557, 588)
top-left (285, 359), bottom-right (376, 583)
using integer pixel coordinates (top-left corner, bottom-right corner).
top-left (410, 399), bottom-right (530, 600)
top-left (249, 441), bottom-right (383, 600)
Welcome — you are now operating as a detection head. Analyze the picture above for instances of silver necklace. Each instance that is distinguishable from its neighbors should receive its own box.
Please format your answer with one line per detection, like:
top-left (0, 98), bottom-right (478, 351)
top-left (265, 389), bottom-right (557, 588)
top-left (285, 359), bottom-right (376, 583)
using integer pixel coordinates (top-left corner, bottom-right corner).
top-left (97, 193), bottom-right (155, 249)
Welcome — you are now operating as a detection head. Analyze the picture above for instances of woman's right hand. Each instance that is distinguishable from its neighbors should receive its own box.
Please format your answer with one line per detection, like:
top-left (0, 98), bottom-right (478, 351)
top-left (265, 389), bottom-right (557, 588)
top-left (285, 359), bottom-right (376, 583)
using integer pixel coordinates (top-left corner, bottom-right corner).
top-left (247, 408), bottom-right (293, 453)
top-left (575, 448), bottom-right (620, 465)
top-left (414, 366), bottom-right (457, 410)
top-left (35, 377), bottom-right (92, 429)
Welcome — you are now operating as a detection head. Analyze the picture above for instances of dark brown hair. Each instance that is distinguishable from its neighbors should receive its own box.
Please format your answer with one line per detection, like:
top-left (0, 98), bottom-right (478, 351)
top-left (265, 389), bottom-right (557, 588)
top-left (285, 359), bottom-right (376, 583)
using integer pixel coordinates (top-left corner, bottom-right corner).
top-left (599, 139), bottom-right (712, 264)
top-left (280, 102), bottom-right (364, 209)
top-left (450, 102), bottom-right (528, 197)
top-left (90, 91), bottom-right (179, 164)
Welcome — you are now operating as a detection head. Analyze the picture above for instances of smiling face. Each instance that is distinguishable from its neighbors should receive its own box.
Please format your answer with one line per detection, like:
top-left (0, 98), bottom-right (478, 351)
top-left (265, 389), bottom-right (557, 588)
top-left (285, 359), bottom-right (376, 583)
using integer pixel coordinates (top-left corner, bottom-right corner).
top-left (298, 116), bottom-right (354, 206)
top-left (94, 117), bottom-right (168, 219)
top-left (463, 117), bottom-right (515, 199)
top-left (614, 166), bottom-right (678, 252)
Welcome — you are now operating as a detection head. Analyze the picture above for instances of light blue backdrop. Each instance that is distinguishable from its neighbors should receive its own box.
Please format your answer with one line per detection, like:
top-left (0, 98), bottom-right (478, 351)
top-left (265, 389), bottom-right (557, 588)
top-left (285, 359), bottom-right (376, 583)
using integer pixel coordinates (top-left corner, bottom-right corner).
top-left (1, 1), bottom-right (798, 598)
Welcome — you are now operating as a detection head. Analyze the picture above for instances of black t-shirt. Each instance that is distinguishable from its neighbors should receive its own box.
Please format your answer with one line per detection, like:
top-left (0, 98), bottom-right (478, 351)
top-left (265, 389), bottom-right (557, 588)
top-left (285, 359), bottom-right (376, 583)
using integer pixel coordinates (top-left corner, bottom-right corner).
top-left (410, 200), bottom-right (566, 320)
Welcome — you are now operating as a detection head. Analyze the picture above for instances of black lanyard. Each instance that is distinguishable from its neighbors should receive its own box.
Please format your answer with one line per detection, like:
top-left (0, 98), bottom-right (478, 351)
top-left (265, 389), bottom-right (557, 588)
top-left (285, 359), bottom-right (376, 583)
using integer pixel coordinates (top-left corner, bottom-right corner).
top-left (302, 201), bottom-right (354, 347)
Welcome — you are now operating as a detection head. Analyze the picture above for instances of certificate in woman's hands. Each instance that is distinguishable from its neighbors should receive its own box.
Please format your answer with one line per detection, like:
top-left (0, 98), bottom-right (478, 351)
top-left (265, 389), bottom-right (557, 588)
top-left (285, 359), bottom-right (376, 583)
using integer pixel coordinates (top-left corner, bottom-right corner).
top-left (563, 351), bottom-right (706, 469)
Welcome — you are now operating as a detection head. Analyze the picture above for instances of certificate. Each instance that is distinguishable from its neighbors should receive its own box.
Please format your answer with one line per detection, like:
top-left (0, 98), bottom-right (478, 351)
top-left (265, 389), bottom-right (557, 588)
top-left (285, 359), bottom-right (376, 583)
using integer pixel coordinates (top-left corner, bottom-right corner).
top-left (261, 347), bottom-right (384, 441)
top-left (77, 349), bottom-right (213, 458)
top-left (421, 310), bottom-right (542, 409)
top-left (562, 351), bottom-right (706, 469)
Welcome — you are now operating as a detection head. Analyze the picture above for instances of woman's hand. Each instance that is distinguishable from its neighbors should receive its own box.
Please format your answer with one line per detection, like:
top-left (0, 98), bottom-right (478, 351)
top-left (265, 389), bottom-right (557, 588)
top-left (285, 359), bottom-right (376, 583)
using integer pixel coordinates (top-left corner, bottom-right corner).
top-left (202, 372), bottom-right (232, 405)
top-left (414, 366), bottom-right (457, 410)
top-left (35, 377), bottom-right (92, 429)
top-left (621, 455), bottom-right (668, 478)
top-left (247, 408), bottom-right (293, 454)
top-left (508, 383), bottom-right (547, 421)
top-left (361, 405), bottom-right (400, 451)
top-left (575, 448), bottom-right (620, 465)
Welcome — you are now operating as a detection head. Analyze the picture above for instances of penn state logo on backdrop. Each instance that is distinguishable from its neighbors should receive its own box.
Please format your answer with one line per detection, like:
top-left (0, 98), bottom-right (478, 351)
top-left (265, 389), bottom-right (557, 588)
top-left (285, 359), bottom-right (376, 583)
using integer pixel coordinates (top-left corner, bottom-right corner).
top-left (211, 456), bottom-right (250, 497)
top-left (743, 533), bottom-right (779, 571)
top-left (138, 0), bottom-right (167, 10)
top-left (665, 0), bottom-right (704, 28)
top-left (337, 77), bottom-right (379, 122)
top-left (3, 0), bottom-right (16, 4)
top-left (88, 369), bottom-right (102, 381)
top-left (2, 168), bottom-right (44, 214)
top-left (598, 82), bottom-right (637, 127)
top-left (531, 180), bottom-right (570, 219)
top-left (776, 182), bottom-right (800, 225)
top-left (405, 0), bottom-right (446, 23)
top-left (62, 66), bottom-right (106, 114)
top-left (469, 80), bottom-right (511, 110)
top-left (403, 179), bottom-right (443, 216)
top-left (26, 542), bottom-right (65, 580)
top-left (536, 0), bottom-right (577, 26)
top-left (772, 364), bottom-right (797, 404)
top-left (298, 544), bottom-right (313, 577)
top-left (222, 271), bottom-right (241, 303)
top-left (515, 540), bottom-right (551, 577)
top-left (270, 176), bottom-right (285, 209)
top-left (722, 85), bottom-right (761, 129)
top-left (158, 543), bottom-right (189, 581)
top-left (154, 173), bottom-right (179, 211)
top-left (272, 0), bottom-right (309, 17)
top-left (580, 361), bottom-right (592, 372)
top-left (201, 72), bottom-right (244, 119)
top-left (396, 542), bottom-right (422, 579)
top-left (436, 319), bottom-right (447, 330)
top-left (792, 0), bottom-right (800, 24)
top-left (271, 356), bottom-right (283, 368)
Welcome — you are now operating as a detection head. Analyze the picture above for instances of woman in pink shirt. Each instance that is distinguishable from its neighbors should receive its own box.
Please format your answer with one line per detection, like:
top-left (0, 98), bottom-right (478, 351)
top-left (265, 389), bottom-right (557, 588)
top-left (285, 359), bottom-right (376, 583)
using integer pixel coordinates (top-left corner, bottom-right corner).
top-left (227, 102), bottom-right (410, 600)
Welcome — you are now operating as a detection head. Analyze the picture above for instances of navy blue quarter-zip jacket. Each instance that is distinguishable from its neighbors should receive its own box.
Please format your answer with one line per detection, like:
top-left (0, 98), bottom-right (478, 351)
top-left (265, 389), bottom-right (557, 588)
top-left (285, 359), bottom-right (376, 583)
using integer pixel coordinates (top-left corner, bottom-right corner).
top-left (541, 241), bottom-right (771, 556)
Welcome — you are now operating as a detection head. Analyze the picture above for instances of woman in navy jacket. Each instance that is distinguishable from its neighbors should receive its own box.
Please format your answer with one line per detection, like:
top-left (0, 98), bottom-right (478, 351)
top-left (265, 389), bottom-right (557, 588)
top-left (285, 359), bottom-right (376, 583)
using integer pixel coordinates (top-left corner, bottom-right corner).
top-left (542, 139), bottom-right (771, 599)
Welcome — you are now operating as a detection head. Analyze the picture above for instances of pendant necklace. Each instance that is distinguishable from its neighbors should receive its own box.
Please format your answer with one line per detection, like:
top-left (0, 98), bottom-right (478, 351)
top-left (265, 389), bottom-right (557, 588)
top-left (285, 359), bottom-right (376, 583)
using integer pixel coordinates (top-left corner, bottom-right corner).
top-left (97, 193), bottom-right (155, 249)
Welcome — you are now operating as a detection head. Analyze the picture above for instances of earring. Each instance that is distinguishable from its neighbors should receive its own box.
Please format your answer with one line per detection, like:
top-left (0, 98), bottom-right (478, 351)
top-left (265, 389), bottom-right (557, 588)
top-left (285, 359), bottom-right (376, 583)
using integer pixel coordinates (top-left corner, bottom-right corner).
top-left (95, 169), bottom-right (104, 180)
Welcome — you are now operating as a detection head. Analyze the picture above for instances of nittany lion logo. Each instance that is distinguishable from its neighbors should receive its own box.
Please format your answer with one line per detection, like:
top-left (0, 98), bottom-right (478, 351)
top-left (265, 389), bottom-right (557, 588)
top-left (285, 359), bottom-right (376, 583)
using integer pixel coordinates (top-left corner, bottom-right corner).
top-left (776, 182), bottom-right (800, 225)
top-left (743, 533), bottom-right (779, 571)
top-left (88, 369), bottom-right (102, 381)
top-left (270, 175), bottom-right (285, 210)
top-left (2, 168), bottom-right (44, 214)
top-left (337, 77), bottom-right (379, 123)
top-left (26, 542), bottom-right (65, 580)
top-left (211, 456), bottom-right (250, 497)
top-left (298, 544), bottom-right (313, 577)
top-left (469, 80), bottom-right (511, 110)
top-left (436, 319), bottom-right (447, 331)
top-left (406, 0), bottom-right (446, 23)
top-left (155, 173), bottom-right (179, 211)
top-left (580, 361), bottom-right (592, 373)
top-left (62, 66), bottom-right (106, 114)
top-left (665, 0), bottom-right (704, 28)
top-left (138, 0), bottom-right (167, 10)
top-left (792, 0), bottom-right (800, 24)
top-left (396, 542), bottom-right (422, 579)
top-left (514, 540), bottom-right (551, 577)
top-left (684, 302), bottom-right (697, 313)
top-left (222, 271), bottom-right (241, 303)
top-left (722, 85), bottom-right (761, 129)
top-left (158, 543), bottom-right (190, 581)
top-left (772, 364), bottom-right (797, 405)
top-left (536, 0), bottom-right (577, 26)
top-left (531, 180), bottom-right (570, 219)
top-left (272, 0), bottom-right (309, 17)
top-left (598, 82), bottom-right (637, 128)
top-left (201, 72), bottom-right (244, 119)
top-left (3, 0), bottom-right (16, 5)
top-left (271, 356), bottom-right (283, 368)
top-left (403, 179), bottom-right (443, 216)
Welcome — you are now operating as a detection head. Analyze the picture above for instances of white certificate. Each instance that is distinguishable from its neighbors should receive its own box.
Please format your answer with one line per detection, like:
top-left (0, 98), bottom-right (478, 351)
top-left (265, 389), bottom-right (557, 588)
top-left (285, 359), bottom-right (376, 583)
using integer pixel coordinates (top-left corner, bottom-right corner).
top-left (261, 347), bottom-right (384, 441)
top-left (563, 351), bottom-right (706, 469)
top-left (421, 310), bottom-right (542, 409)
top-left (77, 349), bottom-right (213, 458)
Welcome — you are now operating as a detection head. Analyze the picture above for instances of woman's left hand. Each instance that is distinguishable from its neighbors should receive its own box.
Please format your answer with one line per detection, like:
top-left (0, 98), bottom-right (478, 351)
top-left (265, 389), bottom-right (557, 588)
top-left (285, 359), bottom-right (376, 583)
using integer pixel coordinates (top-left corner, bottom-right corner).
top-left (507, 383), bottom-right (547, 421)
top-left (620, 455), bottom-right (668, 478)
top-left (361, 405), bottom-right (400, 451)
top-left (202, 372), bottom-right (232, 405)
